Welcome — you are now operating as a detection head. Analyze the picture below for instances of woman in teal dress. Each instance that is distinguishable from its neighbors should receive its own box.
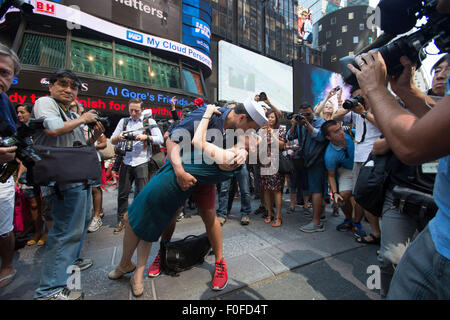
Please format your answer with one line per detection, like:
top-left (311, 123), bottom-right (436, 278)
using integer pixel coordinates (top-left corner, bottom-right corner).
top-left (108, 105), bottom-right (249, 296)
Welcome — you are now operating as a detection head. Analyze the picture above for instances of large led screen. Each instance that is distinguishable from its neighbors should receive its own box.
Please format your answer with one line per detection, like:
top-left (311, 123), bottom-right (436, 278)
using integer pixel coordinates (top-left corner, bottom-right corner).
top-left (218, 41), bottom-right (293, 113)
top-left (293, 61), bottom-right (351, 112)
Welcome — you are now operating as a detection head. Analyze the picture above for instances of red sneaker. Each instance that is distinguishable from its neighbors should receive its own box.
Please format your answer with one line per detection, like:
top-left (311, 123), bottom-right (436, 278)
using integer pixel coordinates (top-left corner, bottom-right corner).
top-left (147, 251), bottom-right (161, 278)
top-left (211, 258), bottom-right (228, 291)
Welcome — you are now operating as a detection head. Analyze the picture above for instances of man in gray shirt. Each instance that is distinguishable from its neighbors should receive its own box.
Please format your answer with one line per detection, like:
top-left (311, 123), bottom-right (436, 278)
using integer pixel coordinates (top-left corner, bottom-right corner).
top-left (33, 69), bottom-right (103, 300)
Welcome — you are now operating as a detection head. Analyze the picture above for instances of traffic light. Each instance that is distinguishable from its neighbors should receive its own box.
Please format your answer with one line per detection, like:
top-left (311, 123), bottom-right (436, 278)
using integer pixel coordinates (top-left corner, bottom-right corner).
top-left (0, 0), bottom-right (34, 20)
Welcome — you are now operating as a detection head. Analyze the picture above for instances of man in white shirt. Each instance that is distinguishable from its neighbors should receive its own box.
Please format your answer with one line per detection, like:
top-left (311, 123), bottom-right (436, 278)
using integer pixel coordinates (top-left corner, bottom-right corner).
top-left (333, 88), bottom-right (382, 243)
top-left (110, 98), bottom-right (164, 234)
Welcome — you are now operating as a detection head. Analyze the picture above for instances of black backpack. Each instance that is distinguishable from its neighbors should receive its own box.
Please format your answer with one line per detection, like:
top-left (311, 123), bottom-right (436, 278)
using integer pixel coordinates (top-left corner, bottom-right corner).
top-left (353, 152), bottom-right (392, 217)
top-left (160, 233), bottom-right (211, 277)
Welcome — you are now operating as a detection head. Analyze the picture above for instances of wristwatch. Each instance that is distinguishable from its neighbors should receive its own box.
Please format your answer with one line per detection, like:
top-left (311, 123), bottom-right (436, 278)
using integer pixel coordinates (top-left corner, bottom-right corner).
top-left (361, 111), bottom-right (369, 119)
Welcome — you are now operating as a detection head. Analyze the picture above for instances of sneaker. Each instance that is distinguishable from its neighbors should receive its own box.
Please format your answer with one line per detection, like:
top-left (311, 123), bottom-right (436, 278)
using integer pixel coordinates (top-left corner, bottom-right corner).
top-left (240, 216), bottom-right (250, 226)
top-left (99, 211), bottom-right (105, 219)
top-left (74, 258), bottom-right (93, 271)
top-left (320, 214), bottom-right (327, 222)
top-left (176, 211), bottom-right (184, 222)
top-left (352, 222), bottom-right (367, 238)
top-left (211, 258), bottom-right (228, 291)
top-left (218, 217), bottom-right (227, 226)
top-left (36, 288), bottom-right (84, 300)
top-left (113, 221), bottom-right (125, 235)
top-left (336, 220), bottom-right (354, 232)
top-left (147, 251), bottom-right (161, 278)
top-left (299, 222), bottom-right (325, 233)
top-left (88, 217), bottom-right (102, 233)
top-left (287, 207), bottom-right (295, 214)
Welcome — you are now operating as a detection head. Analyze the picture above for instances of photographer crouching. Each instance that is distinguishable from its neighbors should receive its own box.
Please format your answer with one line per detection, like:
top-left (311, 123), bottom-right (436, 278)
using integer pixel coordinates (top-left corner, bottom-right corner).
top-left (110, 98), bottom-right (164, 235)
top-left (0, 43), bottom-right (20, 288)
top-left (31, 69), bottom-right (105, 300)
top-left (347, 0), bottom-right (450, 299)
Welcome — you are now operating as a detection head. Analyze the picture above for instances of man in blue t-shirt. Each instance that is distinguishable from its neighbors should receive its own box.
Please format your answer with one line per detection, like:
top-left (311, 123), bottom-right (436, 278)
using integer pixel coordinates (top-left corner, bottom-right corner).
top-left (322, 120), bottom-right (356, 233)
top-left (348, 7), bottom-right (450, 298)
top-left (0, 43), bottom-right (20, 288)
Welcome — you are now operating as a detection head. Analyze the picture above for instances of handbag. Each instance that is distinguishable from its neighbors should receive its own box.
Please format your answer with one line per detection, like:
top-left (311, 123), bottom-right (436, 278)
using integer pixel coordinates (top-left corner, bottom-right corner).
top-left (99, 138), bottom-right (115, 161)
top-left (392, 185), bottom-right (438, 232)
top-left (354, 152), bottom-right (392, 217)
top-left (304, 141), bottom-right (328, 168)
top-left (13, 186), bottom-right (28, 233)
top-left (279, 152), bottom-right (295, 174)
top-left (30, 145), bottom-right (102, 186)
top-left (160, 233), bottom-right (211, 277)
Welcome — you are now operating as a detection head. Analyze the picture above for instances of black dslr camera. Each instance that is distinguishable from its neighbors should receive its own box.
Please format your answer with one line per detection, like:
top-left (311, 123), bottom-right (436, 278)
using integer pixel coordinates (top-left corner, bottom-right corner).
top-left (86, 111), bottom-right (110, 130)
top-left (340, 0), bottom-right (450, 88)
top-left (343, 94), bottom-right (365, 110)
top-left (0, 119), bottom-right (45, 182)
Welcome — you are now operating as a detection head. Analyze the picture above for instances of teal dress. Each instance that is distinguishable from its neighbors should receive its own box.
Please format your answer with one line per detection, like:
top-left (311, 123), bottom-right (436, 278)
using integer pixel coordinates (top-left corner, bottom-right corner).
top-left (128, 153), bottom-right (235, 242)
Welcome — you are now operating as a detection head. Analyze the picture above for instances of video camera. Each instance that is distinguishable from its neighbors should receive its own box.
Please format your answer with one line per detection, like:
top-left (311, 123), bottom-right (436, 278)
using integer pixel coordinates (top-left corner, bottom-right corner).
top-left (0, 117), bottom-right (63, 182)
top-left (340, 0), bottom-right (450, 88)
top-left (287, 112), bottom-right (311, 122)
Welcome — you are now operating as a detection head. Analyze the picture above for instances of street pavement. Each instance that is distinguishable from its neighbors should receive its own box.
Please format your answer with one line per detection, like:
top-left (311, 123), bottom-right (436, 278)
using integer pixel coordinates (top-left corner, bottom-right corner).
top-left (0, 185), bottom-right (381, 300)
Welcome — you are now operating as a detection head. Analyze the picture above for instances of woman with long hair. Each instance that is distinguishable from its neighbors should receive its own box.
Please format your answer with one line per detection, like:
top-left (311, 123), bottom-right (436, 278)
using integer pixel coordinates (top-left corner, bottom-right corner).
top-left (259, 109), bottom-right (286, 227)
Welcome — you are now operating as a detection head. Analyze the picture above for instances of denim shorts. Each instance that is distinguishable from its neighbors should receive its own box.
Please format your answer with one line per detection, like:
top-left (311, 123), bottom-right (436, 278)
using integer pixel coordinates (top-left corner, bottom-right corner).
top-left (307, 161), bottom-right (327, 194)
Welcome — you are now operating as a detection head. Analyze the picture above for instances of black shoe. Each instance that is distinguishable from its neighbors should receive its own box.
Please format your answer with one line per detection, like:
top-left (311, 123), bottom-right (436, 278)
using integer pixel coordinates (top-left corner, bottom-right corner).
top-left (253, 206), bottom-right (265, 215)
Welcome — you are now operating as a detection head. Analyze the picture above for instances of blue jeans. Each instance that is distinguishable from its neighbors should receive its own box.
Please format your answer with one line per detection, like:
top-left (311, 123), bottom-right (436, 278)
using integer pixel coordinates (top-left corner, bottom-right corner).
top-left (217, 164), bottom-right (251, 219)
top-left (387, 224), bottom-right (450, 299)
top-left (34, 184), bottom-right (92, 298)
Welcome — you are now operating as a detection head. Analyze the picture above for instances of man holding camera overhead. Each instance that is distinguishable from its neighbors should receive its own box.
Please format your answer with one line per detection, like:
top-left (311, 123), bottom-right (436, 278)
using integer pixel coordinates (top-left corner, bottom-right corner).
top-left (32, 69), bottom-right (104, 300)
top-left (332, 87), bottom-right (382, 243)
top-left (110, 98), bottom-right (164, 235)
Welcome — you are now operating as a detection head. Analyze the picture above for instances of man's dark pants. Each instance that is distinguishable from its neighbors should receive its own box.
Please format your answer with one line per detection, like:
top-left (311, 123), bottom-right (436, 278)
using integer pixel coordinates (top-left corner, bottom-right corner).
top-left (117, 162), bottom-right (149, 223)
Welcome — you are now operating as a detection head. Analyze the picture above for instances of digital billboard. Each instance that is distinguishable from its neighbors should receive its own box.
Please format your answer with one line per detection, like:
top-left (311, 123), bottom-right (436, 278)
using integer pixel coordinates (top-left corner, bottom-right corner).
top-left (182, 0), bottom-right (211, 55)
top-left (218, 41), bottom-right (293, 113)
top-left (293, 61), bottom-right (351, 112)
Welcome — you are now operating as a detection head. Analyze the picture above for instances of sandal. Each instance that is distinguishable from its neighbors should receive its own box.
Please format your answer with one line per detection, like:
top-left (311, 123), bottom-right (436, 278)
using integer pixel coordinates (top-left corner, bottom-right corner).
top-left (272, 218), bottom-right (282, 227)
top-left (0, 270), bottom-right (16, 288)
top-left (264, 215), bottom-right (274, 224)
top-left (356, 233), bottom-right (381, 245)
top-left (303, 202), bottom-right (312, 209)
top-left (37, 234), bottom-right (47, 246)
top-left (26, 234), bottom-right (40, 246)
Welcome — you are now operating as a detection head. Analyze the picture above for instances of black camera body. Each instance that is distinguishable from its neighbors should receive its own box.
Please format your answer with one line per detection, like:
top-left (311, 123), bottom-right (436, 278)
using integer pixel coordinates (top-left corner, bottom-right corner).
top-left (340, 0), bottom-right (450, 88)
top-left (0, 119), bottom-right (45, 182)
top-left (343, 94), bottom-right (366, 110)
top-left (86, 111), bottom-right (110, 129)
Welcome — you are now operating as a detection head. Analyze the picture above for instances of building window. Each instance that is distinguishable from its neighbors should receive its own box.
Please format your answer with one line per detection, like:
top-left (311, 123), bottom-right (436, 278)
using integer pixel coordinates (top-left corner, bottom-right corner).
top-left (319, 24), bottom-right (322, 32)
top-left (182, 68), bottom-right (204, 95)
top-left (322, 44), bottom-right (327, 52)
top-left (353, 36), bottom-right (359, 44)
top-left (18, 33), bottom-right (66, 68)
top-left (336, 39), bottom-right (342, 47)
top-left (359, 23), bottom-right (365, 30)
top-left (115, 52), bottom-right (150, 84)
top-left (331, 55), bottom-right (337, 62)
top-left (330, 17), bottom-right (336, 25)
top-left (326, 30), bottom-right (332, 39)
top-left (342, 25), bottom-right (347, 33)
top-left (70, 39), bottom-right (113, 77)
top-left (348, 12), bottom-right (354, 20)
top-left (151, 55), bottom-right (181, 89)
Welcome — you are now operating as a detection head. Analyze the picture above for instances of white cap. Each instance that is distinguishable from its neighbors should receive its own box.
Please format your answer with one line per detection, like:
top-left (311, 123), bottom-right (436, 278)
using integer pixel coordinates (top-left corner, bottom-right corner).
top-left (142, 108), bottom-right (152, 117)
top-left (244, 98), bottom-right (268, 127)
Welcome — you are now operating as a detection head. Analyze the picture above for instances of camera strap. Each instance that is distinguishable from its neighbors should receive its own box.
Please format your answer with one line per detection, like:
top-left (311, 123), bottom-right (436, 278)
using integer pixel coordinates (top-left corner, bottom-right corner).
top-left (348, 112), bottom-right (367, 144)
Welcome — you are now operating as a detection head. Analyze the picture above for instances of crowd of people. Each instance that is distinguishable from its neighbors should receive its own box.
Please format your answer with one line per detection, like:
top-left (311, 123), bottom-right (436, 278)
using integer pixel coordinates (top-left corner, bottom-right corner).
top-left (0, 18), bottom-right (449, 301)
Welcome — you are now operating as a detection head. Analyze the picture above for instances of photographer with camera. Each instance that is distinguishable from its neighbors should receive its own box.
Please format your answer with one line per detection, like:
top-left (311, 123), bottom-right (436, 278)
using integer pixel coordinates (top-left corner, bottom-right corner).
top-left (291, 103), bottom-right (328, 233)
top-left (0, 43), bottom-right (20, 288)
top-left (346, 0), bottom-right (450, 300)
top-left (427, 54), bottom-right (449, 99)
top-left (31, 69), bottom-right (104, 300)
top-left (332, 88), bottom-right (382, 243)
top-left (110, 98), bottom-right (164, 235)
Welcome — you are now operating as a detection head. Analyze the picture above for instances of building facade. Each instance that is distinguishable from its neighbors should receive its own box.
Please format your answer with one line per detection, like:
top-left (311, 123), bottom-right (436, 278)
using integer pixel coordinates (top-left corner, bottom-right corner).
top-left (317, 5), bottom-right (377, 73)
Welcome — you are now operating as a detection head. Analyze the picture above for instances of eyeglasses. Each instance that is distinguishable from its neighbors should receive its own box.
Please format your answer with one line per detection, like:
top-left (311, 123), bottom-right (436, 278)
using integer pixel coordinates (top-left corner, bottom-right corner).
top-left (55, 79), bottom-right (79, 90)
top-left (0, 68), bottom-right (14, 79)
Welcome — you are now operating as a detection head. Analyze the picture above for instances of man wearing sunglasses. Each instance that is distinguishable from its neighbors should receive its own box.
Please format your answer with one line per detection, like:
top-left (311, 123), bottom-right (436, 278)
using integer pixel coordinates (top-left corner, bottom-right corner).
top-left (321, 120), bottom-right (356, 233)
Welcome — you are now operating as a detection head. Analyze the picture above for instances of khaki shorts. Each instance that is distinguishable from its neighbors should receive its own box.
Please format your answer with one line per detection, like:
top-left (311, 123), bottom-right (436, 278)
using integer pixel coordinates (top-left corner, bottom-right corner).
top-left (337, 167), bottom-right (354, 192)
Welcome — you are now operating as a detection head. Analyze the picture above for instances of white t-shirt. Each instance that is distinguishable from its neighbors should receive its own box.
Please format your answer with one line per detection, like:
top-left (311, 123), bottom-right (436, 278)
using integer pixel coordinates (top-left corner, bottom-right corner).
top-left (344, 112), bottom-right (382, 163)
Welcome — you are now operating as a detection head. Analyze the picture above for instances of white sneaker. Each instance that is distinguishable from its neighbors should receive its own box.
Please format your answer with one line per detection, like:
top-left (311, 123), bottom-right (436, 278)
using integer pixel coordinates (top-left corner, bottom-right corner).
top-left (88, 217), bottom-right (102, 233)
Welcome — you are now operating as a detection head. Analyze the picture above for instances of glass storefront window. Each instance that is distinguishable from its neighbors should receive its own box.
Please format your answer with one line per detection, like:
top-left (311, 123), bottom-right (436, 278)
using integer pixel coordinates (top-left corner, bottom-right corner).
top-left (116, 52), bottom-right (150, 84)
top-left (151, 61), bottom-right (181, 89)
top-left (18, 33), bottom-right (66, 68)
top-left (115, 43), bottom-right (148, 58)
top-left (182, 69), bottom-right (204, 95)
top-left (70, 41), bottom-right (113, 77)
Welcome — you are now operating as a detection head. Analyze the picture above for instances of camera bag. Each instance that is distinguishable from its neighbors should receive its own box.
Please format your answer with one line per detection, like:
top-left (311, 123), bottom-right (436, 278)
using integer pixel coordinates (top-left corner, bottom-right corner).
top-left (30, 144), bottom-right (101, 186)
top-left (160, 233), bottom-right (211, 277)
